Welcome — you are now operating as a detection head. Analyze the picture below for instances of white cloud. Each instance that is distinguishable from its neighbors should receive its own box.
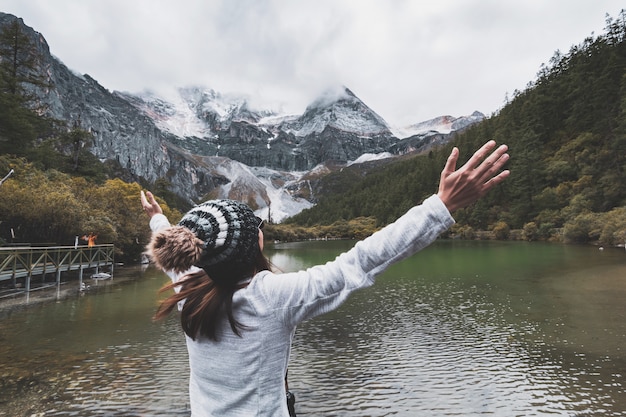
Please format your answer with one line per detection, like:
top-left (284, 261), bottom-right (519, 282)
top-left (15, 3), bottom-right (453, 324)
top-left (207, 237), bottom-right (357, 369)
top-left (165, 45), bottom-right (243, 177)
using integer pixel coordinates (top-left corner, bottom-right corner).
top-left (2, 0), bottom-right (624, 126)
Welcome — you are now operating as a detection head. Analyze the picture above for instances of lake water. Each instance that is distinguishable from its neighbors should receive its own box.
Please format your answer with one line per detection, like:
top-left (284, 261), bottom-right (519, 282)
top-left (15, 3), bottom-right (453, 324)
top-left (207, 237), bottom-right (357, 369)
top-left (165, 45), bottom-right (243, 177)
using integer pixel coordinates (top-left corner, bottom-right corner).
top-left (0, 240), bottom-right (624, 416)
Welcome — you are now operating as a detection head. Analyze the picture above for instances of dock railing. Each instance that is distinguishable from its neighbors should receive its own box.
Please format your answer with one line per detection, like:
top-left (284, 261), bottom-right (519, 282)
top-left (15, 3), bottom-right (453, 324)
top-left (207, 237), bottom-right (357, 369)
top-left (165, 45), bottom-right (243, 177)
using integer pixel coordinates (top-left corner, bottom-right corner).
top-left (0, 244), bottom-right (114, 296)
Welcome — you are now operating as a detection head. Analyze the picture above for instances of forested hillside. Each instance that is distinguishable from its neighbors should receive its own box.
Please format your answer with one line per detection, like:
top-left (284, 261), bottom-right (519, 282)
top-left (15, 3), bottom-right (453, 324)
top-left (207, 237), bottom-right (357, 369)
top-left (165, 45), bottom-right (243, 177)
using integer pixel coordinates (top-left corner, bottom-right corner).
top-left (286, 11), bottom-right (626, 246)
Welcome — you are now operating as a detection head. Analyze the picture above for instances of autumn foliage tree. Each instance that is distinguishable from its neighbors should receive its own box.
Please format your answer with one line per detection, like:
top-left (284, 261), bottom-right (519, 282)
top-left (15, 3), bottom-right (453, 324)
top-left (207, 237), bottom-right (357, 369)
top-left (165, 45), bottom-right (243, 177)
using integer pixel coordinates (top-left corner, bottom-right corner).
top-left (0, 156), bottom-right (181, 261)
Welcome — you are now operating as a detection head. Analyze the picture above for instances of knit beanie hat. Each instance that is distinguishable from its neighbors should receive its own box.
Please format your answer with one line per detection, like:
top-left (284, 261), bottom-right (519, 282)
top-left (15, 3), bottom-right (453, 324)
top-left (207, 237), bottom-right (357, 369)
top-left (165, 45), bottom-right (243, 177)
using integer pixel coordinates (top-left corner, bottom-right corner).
top-left (148, 199), bottom-right (261, 274)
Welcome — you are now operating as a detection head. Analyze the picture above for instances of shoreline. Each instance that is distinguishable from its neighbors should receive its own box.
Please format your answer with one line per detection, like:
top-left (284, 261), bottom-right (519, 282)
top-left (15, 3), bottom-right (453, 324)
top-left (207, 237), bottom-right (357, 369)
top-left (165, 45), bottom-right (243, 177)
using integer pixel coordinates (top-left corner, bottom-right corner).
top-left (1, 240), bottom-right (624, 315)
top-left (0, 269), bottom-right (142, 317)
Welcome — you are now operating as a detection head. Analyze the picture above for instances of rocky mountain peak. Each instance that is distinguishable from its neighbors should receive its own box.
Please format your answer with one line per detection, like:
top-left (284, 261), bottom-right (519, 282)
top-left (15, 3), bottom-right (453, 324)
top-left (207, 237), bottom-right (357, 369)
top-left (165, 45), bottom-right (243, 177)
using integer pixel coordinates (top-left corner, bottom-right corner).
top-left (1, 12), bottom-right (485, 219)
top-left (291, 85), bottom-right (391, 137)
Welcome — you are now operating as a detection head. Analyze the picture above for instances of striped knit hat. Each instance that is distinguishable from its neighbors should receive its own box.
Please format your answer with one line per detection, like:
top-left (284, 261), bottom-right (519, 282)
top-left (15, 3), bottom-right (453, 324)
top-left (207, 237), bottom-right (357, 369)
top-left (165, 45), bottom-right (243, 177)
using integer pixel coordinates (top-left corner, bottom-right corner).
top-left (148, 200), bottom-right (261, 274)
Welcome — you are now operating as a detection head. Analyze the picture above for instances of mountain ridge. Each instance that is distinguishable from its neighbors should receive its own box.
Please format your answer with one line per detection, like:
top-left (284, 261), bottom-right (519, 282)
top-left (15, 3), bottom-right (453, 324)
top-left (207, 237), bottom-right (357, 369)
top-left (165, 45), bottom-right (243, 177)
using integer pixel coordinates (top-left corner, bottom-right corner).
top-left (0, 11), bottom-right (484, 220)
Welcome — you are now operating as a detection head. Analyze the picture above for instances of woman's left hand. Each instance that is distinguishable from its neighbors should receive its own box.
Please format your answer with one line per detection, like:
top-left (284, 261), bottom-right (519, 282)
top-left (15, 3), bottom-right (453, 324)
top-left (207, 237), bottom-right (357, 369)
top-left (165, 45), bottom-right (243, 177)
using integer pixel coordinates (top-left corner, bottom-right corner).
top-left (437, 140), bottom-right (510, 213)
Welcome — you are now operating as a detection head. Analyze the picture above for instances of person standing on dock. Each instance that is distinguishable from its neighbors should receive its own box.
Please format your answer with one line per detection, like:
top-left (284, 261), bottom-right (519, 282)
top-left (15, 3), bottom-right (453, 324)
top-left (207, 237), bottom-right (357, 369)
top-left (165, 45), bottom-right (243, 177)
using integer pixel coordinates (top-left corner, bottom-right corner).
top-left (81, 233), bottom-right (97, 247)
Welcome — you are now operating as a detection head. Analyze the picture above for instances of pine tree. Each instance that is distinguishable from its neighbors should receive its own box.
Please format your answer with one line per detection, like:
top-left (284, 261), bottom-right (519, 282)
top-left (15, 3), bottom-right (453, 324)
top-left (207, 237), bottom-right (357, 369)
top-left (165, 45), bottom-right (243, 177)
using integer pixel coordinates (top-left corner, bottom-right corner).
top-left (0, 17), bottom-right (51, 155)
top-left (0, 17), bottom-right (48, 99)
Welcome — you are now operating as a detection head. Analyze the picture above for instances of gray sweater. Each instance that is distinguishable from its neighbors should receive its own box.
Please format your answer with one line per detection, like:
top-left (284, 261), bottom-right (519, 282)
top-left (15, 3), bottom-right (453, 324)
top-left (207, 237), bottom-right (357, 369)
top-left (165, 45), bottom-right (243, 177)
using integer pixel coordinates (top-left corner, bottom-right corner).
top-left (150, 194), bottom-right (454, 416)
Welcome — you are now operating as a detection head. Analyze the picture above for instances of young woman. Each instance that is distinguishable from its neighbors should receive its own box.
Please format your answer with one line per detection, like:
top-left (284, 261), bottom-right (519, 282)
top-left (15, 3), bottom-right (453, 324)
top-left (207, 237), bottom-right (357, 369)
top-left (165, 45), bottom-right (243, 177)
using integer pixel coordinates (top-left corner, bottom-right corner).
top-left (141, 140), bottom-right (510, 417)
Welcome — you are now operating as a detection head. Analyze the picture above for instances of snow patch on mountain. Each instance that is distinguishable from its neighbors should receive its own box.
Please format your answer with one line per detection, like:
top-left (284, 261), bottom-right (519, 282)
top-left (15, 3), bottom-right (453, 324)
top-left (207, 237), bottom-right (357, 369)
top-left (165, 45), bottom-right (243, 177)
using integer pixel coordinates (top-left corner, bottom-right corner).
top-left (159, 95), bottom-right (210, 138)
top-left (256, 177), bottom-right (314, 223)
top-left (248, 167), bottom-right (314, 222)
top-left (347, 152), bottom-right (394, 166)
top-left (134, 87), bottom-right (275, 138)
top-left (257, 113), bottom-right (299, 127)
top-left (391, 117), bottom-right (454, 138)
top-left (391, 111), bottom-right (485, 139)
top-left (294, 106), bottom-right (389, 137)
top-left (179, 87), bottom-right (254, 121)
top-left (125, 89), bottom-right (208, 138)
top-left (202, 159), bottom-right (312, 222)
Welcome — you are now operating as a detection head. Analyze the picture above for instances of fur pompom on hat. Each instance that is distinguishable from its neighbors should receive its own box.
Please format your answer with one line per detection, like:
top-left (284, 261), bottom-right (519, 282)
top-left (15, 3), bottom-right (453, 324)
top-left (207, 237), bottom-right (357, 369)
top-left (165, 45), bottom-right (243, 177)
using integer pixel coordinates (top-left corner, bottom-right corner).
top-left (147, 200), bottom-right (261, 273)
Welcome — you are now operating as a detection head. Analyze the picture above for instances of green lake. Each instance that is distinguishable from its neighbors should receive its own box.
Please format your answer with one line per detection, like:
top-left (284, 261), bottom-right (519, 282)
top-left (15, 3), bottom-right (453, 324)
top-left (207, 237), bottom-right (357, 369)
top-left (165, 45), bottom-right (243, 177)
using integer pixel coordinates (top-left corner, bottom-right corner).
top-left (0, 240), bottom-right (624, 416)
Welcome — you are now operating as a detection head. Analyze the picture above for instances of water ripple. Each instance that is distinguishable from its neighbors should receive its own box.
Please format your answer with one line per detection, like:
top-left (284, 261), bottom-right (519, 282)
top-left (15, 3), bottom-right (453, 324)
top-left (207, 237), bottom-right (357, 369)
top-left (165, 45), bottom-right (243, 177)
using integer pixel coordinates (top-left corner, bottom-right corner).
top-left (2, 248), bottom-right (625, 416)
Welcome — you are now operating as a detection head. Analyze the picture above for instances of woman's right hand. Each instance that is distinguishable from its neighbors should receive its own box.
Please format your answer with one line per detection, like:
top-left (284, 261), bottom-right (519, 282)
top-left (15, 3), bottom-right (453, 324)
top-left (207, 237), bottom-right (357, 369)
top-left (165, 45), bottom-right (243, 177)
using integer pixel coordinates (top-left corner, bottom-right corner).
top-left (141, 190), bottom-right (163, 218)
top-left (436, 140), bottom-right (510, 213)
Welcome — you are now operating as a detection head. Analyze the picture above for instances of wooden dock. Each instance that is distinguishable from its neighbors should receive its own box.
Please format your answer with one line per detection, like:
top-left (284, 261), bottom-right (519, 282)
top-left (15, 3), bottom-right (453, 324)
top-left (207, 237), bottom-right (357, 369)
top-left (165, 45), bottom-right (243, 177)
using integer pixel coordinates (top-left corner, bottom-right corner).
top-left (0, 244), bottom-right (114, 298)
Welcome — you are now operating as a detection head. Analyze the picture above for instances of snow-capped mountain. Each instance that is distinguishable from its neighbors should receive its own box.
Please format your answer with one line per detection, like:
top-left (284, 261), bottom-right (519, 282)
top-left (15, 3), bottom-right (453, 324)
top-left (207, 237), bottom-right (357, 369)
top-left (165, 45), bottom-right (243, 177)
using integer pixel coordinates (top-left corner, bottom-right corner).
top-left (124, 84), bottom-right (400, 172)
top-left (126, 84), bottom-right (483, 173)
top-left (280, 86), bottom-right (393, 137)
top-left (130, 84), bottom-right (483, 146)
top-left (1, 12), bottom-right (485, 221)
top-left (130, 85), bottom-right (395, 141)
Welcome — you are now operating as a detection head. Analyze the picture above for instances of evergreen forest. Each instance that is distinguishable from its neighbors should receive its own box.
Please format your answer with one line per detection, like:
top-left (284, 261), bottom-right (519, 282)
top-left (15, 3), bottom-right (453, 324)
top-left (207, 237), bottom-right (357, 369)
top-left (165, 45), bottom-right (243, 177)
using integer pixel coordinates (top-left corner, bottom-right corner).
top-left (283, 11), bottom-right (626, 248)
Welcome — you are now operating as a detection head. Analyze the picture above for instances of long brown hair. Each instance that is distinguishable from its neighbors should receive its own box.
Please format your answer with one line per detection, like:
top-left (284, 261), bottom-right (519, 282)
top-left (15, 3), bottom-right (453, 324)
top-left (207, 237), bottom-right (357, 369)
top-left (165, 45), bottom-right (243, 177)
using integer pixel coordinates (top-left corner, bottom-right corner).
top-left (154, 250), bottom-right (271, 341)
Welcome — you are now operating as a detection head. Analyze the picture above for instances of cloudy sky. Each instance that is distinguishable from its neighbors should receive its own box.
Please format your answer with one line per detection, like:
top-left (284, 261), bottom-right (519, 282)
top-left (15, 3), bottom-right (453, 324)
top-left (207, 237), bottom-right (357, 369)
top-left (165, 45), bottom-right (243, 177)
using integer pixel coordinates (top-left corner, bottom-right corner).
top-left (2, 0), bottom-right (624, 127)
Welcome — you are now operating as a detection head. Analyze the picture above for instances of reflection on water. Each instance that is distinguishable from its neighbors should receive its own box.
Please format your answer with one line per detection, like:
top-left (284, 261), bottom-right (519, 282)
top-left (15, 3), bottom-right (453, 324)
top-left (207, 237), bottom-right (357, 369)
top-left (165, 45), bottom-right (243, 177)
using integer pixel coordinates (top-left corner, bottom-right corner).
top-left (0, 241), bottom-right (624, 416)
top-left (0, 268), bottom-right (190, 416)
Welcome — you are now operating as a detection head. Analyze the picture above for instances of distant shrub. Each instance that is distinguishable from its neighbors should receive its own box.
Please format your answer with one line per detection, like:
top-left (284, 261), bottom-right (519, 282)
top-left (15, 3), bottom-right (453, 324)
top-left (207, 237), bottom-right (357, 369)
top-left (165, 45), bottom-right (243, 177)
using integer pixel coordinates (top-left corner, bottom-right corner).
top-left (263, 216), bottom-right (378, 242)
top-left (598, 208), bottom-right (626, 247)
top-left (453, 225), bottom-right (475, 240)
top-left (522, 222), bottom-right (539, 241)
top-left (491, 221), bottom-right (510, 240)
top-left (538, 222), bottom-right (556, 240)
top-left (563, 213), bottom-right (598, 243)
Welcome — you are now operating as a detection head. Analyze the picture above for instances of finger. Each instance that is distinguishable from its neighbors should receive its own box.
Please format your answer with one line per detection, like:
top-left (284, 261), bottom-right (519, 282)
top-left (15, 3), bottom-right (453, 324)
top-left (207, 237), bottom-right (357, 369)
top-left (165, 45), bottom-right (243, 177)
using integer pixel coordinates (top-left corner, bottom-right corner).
top-left (469, 148), bottom-right (508, 188)
top-left (147, 192), bottom-right (158, 207)
top-left (140, 190), bottom-right (147, 205)
top-left (485, 145), bottom-right (508, 166)
top-left (476, 146), bottom-right (509, 178)
top-left (483, 169), bottom-right (511, 191)
top-left (441, 147), bottom-right (459, 176)
top-left (464, 140), bottom-right (497, 170)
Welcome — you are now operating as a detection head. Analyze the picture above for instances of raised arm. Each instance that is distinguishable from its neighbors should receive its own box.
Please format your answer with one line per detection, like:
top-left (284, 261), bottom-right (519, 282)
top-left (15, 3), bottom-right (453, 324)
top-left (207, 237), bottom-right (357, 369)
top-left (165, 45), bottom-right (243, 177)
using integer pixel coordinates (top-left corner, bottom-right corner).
top-left (437, 140), bottom-right (510, 213)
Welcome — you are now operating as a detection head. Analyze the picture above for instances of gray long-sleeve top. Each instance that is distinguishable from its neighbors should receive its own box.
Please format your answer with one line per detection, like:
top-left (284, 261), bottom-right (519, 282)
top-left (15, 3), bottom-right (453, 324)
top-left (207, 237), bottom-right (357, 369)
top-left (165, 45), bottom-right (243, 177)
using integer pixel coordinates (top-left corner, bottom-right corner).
top-left (149, 194), bottom-right (454, 416)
